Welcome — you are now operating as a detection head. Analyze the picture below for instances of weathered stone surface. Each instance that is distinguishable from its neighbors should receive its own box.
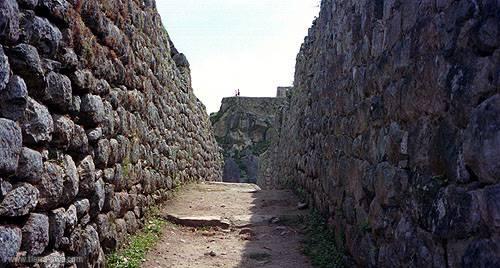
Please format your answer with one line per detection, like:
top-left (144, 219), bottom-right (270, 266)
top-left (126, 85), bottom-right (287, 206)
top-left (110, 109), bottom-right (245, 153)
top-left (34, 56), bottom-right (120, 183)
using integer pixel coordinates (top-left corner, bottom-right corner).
top-left (52, 115), bottom-right (74, 150)
top-left (96, 213), bottom-right (117, 252)
top-left (44, 71), bottom-right (72, 112)
top-left (0, 183), bottom-right (38, 216)
top-left (80, 94), bottom-right (104, 126)
top-left (77, 156), bottom-right (95, 197)
top-left (69, 226), bottom-right (100, 266)
top-left (21, 98), bottom-right (54, 145)
top-left (37, 162), bottom-right (64, 210)
top-left (70, 69), bottom-right (96, 94)
top-left (0, 46), bottom-right (10, 92)
top-left (22, 213), bottom-right (49, 255)
top-left (89, 178), bottom-right (105, 217)
top-left (173, 53), bottom-right (189, 68)
top-left (124, 211), bottom-right (138, 234)
top-left (462, 239), bottom-right (500, 267)
top-left (74, 199), bottom-right (90, 220)
top-left (0, 75), bottom-right (28, 121)
top-left (0, 0), bottom-right (20, 43)
top-left (87, 127), bottom-right (102, 143)
top-left (268, 0), bottom-right (500, 266)
top-left (94, 139), bottom-right (110, 168)
top-left (61, 155), bottom-right (79, 204)
top-left (65, 205), bottom-right (77, 232)
top-left (464, 94), bottom-right (500, 183)
top-left (69, 124), bottom-right (88, 155)
top-left (0, 118), bottom-right (22, 174)
top-left (15, 147), bottom-right (43, 183)
top-left (37, 0), bottom-right (71, 26)
top-left (6, 44), bottom-right (45, 91)
top-left (49, 208), bottom-right (66, 249)
top-left (21, 13), bottom-right (62, 57)
top-left (0, 225), bottom-right (22, 263)
top-left (0, 178), bottom-right (12, 198)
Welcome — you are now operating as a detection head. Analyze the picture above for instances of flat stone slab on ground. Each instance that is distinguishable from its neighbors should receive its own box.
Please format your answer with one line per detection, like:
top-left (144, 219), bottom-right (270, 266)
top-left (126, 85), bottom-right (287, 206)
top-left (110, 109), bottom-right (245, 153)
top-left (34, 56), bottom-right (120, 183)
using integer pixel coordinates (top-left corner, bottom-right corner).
top-left (164, 214), bottom-right (231, 229)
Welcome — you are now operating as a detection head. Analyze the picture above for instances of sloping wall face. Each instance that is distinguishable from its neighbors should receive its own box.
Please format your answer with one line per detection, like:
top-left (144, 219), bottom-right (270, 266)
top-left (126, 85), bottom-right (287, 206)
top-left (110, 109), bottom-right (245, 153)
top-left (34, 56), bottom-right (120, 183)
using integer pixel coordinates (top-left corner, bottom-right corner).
top-left (211, 97), bottom-right (285, 188)
top-left (274, 0), bottom-right (499, 266)
top-left (0, 0), bottom-right (222, 266)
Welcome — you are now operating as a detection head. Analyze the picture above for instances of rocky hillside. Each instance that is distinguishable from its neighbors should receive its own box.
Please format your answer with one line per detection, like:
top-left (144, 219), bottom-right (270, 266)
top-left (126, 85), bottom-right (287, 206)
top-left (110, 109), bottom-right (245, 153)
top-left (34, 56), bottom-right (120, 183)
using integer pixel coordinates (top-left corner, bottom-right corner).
top-left (273, 0), bottom-right (500, 266)
top-left (0, 0), bottom-right (222, 266)
top-left (211, 96), bottom-right (285, 187)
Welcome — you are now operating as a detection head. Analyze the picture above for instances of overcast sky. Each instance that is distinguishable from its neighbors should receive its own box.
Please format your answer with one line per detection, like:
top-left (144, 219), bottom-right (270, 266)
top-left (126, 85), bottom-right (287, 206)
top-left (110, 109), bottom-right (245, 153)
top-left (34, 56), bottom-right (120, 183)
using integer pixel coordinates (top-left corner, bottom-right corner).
top-left (157, 0), bottom-right (320, 113)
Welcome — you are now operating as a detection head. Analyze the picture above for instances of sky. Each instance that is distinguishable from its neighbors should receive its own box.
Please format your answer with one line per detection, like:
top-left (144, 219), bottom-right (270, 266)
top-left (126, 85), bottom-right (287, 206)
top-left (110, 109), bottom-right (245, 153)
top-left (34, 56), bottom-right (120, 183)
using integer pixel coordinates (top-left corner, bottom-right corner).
top-left (157, 0), bottom-right (320, 113)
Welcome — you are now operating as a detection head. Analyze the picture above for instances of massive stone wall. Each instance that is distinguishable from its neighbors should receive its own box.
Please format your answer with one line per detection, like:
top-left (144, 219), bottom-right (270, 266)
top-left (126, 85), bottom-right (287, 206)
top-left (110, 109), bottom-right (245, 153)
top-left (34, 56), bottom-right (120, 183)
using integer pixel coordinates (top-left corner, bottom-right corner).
top-left (274, 0), bottom-right (499, 266)
top-left (211, 96), bottom-right (284, 188)
top-left (0, 0), bottom-right (222, 266)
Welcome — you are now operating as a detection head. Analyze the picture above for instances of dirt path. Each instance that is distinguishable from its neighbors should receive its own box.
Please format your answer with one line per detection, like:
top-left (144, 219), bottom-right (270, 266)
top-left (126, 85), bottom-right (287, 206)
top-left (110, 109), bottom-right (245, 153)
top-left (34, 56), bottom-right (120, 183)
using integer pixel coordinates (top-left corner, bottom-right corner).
top-left (142, 182), bottom-right (312, 268)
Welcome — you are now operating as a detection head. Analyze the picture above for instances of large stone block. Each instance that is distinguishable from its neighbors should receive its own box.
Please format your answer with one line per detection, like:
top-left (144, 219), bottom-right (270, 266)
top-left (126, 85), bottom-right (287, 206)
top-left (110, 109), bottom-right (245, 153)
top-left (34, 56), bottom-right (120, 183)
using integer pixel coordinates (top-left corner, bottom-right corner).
top-left (464, 94), bottom-right (500, 183)
top-left (15, 147), bottom-right (43, 183)
top-left (0, 75), bottom-right (28, 121)
top-left (21, 98), bottom-right (54, 145)
top-left (52, 114), bottom-right (74, 150)
top-left (80, 94), bottom-right (104, 126)
top-left (44, 71), bottom-right (72, 112)
top-left (20, 13), bottom-right (62, 57)
top-left (0, 118), bottom-right (22, 174)
top-left (37, 162), bottom-right (64, 211)
top-left (95, 213), bottom-right (117, 252)
top-left (0, 0), bottom-right (20, 43)
top-left (48, 207), bottom-right (66, 249)
top-left (77, 156), bottom-right (96, 197)
top-left (0, 225), bottom-right (22, 263)
top-left (0, 183), bottom-right (38, 217)
top-left (6, 44), bottom-right (45, 91)
top-left (61, 154), bottom-right (79, 204)
top-left (21, 213), bottom-right (49, 255)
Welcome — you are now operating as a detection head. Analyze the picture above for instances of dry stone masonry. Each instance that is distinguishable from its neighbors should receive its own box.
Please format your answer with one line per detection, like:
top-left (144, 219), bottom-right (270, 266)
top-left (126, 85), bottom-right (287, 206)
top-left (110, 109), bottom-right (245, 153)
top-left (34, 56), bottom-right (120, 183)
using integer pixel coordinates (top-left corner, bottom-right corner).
top-left (272, 0), bottom-right (500, 266)
top-left (0, 0), bottom-right (222, 266)
top-left (211, 95), bottom-right (285, 188)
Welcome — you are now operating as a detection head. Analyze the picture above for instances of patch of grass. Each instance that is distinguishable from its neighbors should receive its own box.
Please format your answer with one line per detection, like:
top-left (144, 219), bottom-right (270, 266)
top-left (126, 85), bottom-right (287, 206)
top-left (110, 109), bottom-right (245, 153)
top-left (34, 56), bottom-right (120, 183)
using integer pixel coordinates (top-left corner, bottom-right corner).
top-left (302, 211), bottom-right (345, 268)
top-left (106, 214), bottom-right (166, 268)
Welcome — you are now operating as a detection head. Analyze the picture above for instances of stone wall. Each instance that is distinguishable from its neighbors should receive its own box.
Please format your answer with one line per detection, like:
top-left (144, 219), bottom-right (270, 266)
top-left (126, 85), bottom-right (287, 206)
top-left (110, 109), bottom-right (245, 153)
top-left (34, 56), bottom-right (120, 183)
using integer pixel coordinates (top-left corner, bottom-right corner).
top-left (273, 0), bottom-right (499, 266)
top-left (0, 0), bottom-right (222, 266)
top-left (211, 96), bottom-right (285, 188)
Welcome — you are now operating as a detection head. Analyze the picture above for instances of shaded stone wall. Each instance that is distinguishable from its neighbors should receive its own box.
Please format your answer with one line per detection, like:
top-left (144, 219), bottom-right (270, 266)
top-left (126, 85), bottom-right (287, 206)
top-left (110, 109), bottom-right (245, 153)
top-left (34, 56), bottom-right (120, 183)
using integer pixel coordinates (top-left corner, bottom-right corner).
top-left (273, 0), bottom-right (499, 266)
top-left (0, 0), bottom-right (222, 266)
top-left (211, 97), bottom-right (285, 188)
